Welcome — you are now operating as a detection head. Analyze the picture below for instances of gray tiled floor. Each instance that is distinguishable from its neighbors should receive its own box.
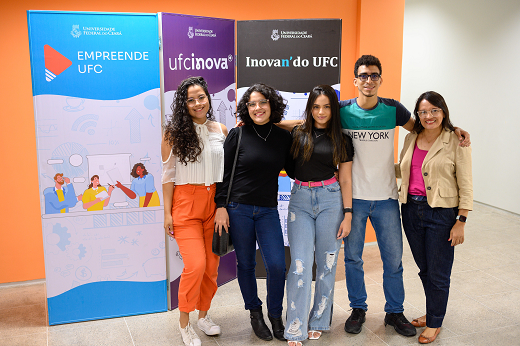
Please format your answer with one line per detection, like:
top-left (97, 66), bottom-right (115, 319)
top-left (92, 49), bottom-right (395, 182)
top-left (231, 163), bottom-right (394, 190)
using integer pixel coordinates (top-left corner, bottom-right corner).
top-left (1, 202), bottom-right (519, 345)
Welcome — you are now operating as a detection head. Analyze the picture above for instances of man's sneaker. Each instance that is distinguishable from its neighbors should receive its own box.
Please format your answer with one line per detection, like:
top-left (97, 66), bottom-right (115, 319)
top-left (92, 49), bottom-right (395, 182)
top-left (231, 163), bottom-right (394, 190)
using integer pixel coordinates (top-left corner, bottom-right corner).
top-left (384, 312), bottom-right (417, 337)
top-left (179, 322), bottom-right (202, 346)
top-left (344, 308), bottom-right (366, 334)
top-left (197, 314), bottom-right (221, 336)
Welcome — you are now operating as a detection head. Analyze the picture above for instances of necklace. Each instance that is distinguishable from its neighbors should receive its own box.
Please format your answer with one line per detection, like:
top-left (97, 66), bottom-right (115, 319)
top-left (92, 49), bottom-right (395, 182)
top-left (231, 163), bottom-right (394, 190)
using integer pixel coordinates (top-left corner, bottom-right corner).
top-left (252, 124), bottom-right (272, 141)
top-left (313, 130), bottom-right (325, 139)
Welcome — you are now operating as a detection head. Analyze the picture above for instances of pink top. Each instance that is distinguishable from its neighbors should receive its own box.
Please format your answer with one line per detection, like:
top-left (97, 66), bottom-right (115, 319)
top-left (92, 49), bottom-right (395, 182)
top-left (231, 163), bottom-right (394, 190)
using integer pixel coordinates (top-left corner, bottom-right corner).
top-left (408, 143), bottom-right (428, 196)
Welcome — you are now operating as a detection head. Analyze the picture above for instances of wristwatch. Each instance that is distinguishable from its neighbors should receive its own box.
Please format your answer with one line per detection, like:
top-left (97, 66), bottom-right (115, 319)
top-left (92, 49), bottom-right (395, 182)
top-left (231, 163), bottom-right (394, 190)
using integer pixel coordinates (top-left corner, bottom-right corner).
top-left (343, 207), bottom-right (353, 214)
top-left (456, 215), bottom-right (467, 223)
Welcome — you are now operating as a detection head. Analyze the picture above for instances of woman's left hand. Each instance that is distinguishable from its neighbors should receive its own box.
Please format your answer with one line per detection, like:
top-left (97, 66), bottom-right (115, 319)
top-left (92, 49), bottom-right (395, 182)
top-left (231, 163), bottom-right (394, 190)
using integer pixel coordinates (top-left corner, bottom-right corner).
top-left (337, 213), bottom-right (352, 239)
top-left (214, 207), bottom-right (230, 236)
top-left (448, 222), bottom-right (465, 246)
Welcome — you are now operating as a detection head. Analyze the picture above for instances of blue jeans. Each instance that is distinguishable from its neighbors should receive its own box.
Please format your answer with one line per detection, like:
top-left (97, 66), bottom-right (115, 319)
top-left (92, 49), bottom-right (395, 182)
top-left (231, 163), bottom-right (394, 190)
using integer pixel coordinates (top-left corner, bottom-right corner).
top-left (343, 198), bottom-right (404, 313)
top-left (401, 197), bottom-right (457, 328)
top-left (284, 182), bottom-right (343, 341)
top-left (227, 202), bottom-right (286, 318)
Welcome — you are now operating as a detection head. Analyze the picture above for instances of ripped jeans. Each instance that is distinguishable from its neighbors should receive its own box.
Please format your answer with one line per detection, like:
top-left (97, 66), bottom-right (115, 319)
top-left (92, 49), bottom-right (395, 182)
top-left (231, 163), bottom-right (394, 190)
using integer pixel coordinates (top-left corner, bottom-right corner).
top-left (284, 181), bottom-right (344, 341)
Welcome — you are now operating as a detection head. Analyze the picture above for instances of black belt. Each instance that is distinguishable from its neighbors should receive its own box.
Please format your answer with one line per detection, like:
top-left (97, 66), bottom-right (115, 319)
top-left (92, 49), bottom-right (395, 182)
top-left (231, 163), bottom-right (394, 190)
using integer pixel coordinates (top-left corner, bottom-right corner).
top-left (408, 194), bottom-right (428, 204)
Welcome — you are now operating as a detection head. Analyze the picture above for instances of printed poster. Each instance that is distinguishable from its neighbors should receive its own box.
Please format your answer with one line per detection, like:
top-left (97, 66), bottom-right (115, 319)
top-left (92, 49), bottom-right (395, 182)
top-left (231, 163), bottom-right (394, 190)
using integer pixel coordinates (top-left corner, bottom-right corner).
top-left (27, 11), bottom-right (167, 325)
top-left (160, 13), bottom-right (236, 310)
top-left (237, 19), bottom-right (342, 246)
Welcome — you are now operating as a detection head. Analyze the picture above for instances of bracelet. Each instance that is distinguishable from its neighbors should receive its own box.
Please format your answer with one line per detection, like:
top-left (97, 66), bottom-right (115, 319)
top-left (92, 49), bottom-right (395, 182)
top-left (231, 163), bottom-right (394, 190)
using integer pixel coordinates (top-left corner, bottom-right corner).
top-left (343, 207), bottom-right (353, 213)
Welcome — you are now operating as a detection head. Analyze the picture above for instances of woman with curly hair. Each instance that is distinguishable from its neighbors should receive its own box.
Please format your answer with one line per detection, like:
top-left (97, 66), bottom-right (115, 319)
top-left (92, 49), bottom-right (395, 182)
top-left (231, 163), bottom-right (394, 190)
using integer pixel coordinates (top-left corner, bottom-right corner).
top-left (214, 83), bottom-right (293, 342)
top-left (116, 163), bottom-right (160, 207)
top-left (162, 76), bottom-right (227, 346)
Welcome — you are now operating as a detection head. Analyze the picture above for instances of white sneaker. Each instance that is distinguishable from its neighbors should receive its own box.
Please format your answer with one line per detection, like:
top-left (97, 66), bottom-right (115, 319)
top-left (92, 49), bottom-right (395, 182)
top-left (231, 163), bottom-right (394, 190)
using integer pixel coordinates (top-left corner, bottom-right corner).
top-left (179, 322), bottom-right (201, 346)
top-left (197, 314), bottom-right (221, 335)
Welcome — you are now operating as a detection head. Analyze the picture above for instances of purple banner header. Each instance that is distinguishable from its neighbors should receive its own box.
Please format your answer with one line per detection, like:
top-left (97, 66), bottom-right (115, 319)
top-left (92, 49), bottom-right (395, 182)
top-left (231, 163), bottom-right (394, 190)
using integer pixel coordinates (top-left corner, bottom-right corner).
top-left (161, 13), bottom-right (235, 94)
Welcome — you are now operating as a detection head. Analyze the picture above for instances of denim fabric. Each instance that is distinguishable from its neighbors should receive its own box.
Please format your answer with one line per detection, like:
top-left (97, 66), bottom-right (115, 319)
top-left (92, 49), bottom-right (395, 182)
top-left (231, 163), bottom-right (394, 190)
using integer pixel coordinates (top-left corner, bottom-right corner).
top-left (343, 198), bottom-right (405, 313)
top-left (401, 198), bottom-right (457, 328)
top-left (227, 202), bottom-right (286, 318)
top-left (284, 182), bottom-right (343, 341)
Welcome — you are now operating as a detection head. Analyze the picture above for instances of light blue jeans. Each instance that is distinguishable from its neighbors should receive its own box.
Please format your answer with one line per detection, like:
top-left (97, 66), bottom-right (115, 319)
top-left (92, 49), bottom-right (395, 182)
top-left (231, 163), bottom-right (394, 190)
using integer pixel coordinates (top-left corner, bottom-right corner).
top-left (284, 181), bottom-right (344, 342)
top-left (343, 198), bottom-right (405, 313)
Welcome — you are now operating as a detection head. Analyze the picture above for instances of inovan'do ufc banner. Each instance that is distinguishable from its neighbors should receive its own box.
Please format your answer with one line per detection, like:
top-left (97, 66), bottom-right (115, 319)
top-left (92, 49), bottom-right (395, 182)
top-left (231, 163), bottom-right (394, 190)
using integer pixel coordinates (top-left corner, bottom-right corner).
top-left (237, 19), bottom-right (342, 246)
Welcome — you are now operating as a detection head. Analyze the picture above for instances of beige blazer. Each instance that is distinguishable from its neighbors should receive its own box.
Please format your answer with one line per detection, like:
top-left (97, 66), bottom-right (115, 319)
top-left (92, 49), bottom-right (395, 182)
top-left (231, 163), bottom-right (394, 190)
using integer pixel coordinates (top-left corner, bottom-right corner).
top-left (396, 129), bottom-right (473, 210)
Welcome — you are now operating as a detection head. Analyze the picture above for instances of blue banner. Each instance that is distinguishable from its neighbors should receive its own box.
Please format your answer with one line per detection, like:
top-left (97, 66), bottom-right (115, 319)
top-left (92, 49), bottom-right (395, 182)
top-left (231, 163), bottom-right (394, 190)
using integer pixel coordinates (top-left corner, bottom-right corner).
top-left (28, 11), bottom-right (159, 100)
top-left (28, 11), bottom-right (166, 325)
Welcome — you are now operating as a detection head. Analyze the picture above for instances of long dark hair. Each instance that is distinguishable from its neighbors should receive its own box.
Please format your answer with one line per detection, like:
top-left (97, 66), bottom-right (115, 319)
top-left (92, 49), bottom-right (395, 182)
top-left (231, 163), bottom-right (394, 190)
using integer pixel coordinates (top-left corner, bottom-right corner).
top-left (291, 85), bottom-right (348, 166)
top-left (412, 91), bottom-right (455, 134)
top-left (236, 83), bottom-right (286, 125)
top-left (163, 76), bottom-right (215, 164)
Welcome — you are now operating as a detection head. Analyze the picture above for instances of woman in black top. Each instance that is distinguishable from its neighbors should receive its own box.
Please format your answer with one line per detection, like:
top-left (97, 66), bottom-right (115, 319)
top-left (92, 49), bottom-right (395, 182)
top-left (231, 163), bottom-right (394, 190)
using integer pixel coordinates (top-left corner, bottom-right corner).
top-left (283, 85), bottom-right (354, 346)
top-left (215, 83), bottom-right (293, 342)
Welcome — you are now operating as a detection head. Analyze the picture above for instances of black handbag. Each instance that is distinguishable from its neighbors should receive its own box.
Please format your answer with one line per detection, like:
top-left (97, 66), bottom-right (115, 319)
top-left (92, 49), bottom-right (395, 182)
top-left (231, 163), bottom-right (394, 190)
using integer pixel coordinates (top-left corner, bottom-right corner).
top-left (212, 225), bottom-right (233, 257)
top-left (212, 127), bottom-right (242, 257)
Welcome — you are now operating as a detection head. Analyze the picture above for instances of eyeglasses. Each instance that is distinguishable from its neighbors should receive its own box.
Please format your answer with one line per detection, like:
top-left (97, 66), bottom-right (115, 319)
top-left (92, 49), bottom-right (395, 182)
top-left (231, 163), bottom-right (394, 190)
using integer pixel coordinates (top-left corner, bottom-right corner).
top-left (417, 108), bottom-right (442, 118)
top-left (246, 99), bottom-right (269, 109)
top-left (187, 95), bottom-right (208, 107)
top-left (357, 73), bottom-right (381, 82)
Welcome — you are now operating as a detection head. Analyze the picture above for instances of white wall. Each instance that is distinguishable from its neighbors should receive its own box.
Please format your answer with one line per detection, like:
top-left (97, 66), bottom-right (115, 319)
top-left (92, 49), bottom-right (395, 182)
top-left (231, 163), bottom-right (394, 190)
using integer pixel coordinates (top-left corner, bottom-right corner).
top-left (400, 0), bottom-right (520, 215)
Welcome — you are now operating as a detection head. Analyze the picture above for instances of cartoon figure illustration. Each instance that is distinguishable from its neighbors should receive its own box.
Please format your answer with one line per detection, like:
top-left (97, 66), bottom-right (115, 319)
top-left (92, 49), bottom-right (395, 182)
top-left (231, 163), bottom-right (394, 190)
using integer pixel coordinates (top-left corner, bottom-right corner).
top-left (81, 175), bottom-right (114, 211)
top-left (43, 173), bottom-right (82, 214)
top-left (116, 163), bottom-right (160, 207)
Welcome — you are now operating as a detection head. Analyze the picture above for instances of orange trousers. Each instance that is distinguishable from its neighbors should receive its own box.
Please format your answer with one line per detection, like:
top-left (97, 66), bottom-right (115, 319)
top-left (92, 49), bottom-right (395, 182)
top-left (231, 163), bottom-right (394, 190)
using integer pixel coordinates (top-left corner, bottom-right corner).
top-left (172, 184), bottom-right (220, 313)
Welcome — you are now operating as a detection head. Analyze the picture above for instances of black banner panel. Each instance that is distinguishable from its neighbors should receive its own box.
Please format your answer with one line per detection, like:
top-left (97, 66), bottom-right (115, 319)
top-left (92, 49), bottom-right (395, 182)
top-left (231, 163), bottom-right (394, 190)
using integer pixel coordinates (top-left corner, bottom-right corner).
top-left (237, 19), bottom-right (341, 95)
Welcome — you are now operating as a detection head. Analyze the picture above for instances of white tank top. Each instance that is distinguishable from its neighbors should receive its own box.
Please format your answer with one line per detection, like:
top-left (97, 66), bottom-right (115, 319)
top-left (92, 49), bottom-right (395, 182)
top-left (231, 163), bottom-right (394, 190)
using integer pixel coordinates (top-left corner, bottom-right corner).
top-left (162, 120), bottom-right (225, 186)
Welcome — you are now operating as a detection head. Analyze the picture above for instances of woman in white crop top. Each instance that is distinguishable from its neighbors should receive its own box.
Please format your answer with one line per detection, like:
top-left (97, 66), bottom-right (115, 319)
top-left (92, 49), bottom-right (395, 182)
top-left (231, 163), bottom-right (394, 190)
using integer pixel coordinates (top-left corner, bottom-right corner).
top-left (161, 76), bottom-right (227, 346)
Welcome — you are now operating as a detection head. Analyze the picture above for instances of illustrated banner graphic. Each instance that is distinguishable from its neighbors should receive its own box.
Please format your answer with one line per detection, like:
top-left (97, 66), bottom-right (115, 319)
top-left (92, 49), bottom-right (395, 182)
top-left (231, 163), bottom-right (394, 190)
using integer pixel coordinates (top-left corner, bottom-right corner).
top-left (237, 19), bottom-right (342, 246)
top-left (159, 13), bottom-right (237, 310)
top-left (28, 11), bottom-right (167, 325)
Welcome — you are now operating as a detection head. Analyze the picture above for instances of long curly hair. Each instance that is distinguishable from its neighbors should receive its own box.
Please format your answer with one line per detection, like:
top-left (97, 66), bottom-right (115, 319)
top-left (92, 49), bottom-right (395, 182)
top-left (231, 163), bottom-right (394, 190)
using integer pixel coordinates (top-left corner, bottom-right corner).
top-left (236, 83), bottom-right (286, 125)
top-left (163, 76), bottom-right (215, 164)
top-left (291, 85), bottom-right (349, 166)
top-left (130, 163), bottom-right (148, 178)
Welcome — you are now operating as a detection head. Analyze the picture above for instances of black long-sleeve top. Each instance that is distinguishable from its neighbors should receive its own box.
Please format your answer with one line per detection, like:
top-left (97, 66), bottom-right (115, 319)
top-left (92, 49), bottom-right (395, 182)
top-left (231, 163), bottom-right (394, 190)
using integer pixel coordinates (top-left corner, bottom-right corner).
top-left (215, 122), bottom-right (293, 208)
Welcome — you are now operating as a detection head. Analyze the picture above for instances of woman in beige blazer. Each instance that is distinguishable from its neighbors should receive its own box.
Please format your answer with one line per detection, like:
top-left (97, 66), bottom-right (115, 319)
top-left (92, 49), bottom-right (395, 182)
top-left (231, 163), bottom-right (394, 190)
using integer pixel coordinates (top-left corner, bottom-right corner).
top-left (397, 91), bottom-right (472, 344)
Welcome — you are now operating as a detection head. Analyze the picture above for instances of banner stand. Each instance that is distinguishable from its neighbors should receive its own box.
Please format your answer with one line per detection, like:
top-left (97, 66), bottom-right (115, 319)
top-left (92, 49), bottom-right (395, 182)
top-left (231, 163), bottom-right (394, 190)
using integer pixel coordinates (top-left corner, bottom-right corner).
top-left (159, 12), bottom-right (237, 310)
top-left (28, 10), bottom-right (167, 325)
